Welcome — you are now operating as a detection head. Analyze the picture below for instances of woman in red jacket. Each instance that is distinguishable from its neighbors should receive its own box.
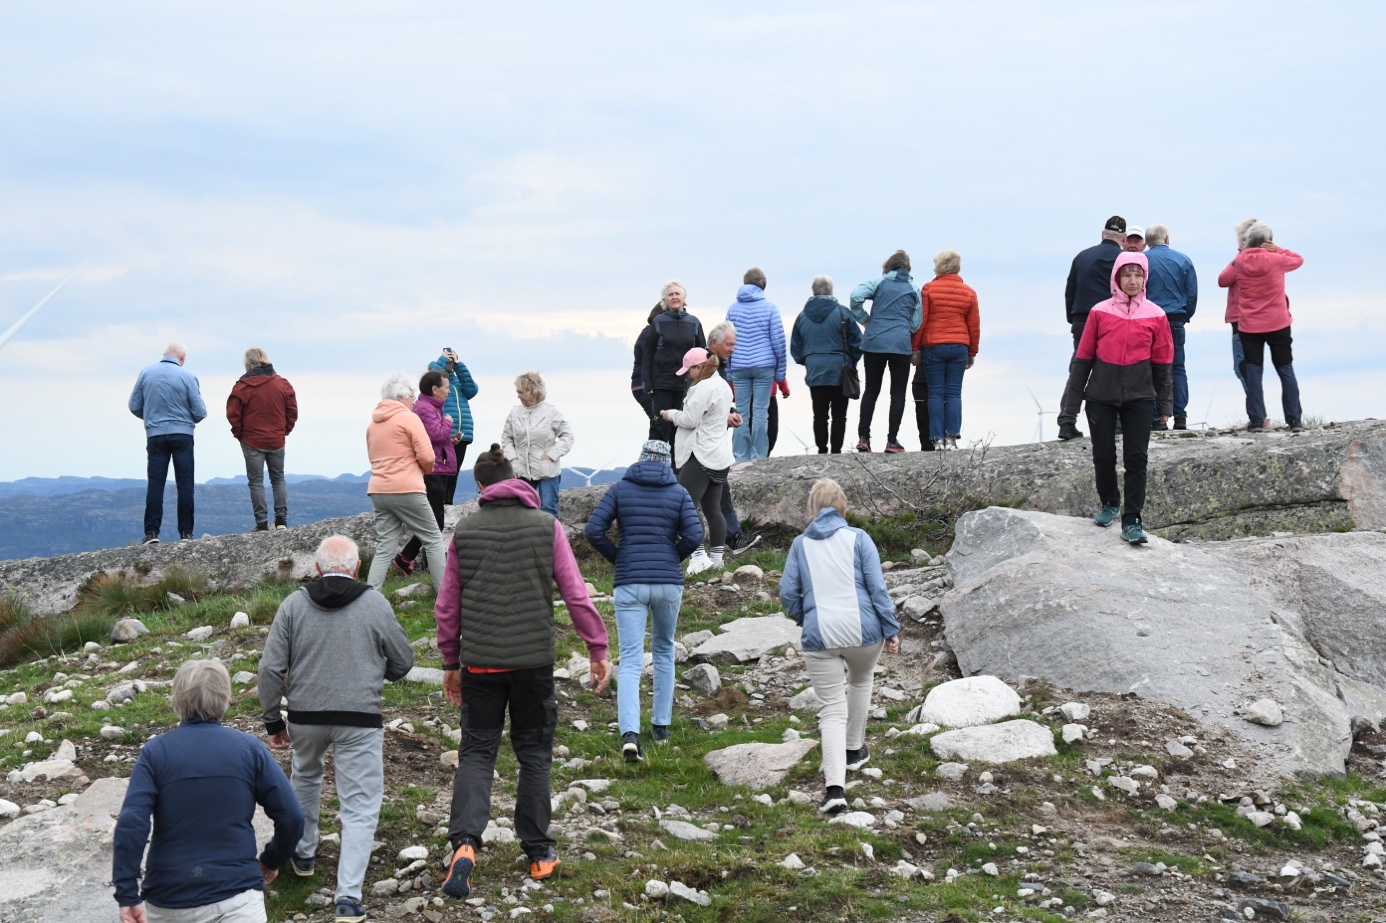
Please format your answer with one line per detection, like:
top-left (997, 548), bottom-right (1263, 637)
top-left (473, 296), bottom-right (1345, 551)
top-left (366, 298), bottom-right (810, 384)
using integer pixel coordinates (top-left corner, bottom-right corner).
top-left (912, 250), bottom-right (980, 449)
top-left (1060, 252), bottom-right (1173, 545)
top-left (1217, 222), bottom-right (1304, 432)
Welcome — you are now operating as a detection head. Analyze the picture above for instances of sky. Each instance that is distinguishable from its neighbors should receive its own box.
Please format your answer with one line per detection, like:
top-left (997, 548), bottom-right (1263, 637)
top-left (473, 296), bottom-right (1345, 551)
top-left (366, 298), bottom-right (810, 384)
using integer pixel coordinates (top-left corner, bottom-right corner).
top-left (0, 2), bottom-right (1382, 481)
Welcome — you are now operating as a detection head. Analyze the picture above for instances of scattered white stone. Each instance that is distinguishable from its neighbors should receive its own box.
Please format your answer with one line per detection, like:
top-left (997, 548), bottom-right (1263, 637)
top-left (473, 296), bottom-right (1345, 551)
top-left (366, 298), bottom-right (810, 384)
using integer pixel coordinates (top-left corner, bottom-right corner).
top-left (903, 723), bottom-right (941, 736)
top-left (398, 845), bottom-right (428, 861)
top-left (54, 740), bottom-right (76, 761)
top-left (1093, 889), bottom-right (1116, 907)
top-left (99, 725), bottom-right (124, 741)
top-left (5, 692), bottom-right (26, 705)
top-left (1244, 698), bottom-right (1284, 727)
top-left (371, 879), bottom-right (399, 896)
top-left (644, 880), bottom-right (669, 898)
top-left (111, 619), bottom-right (149, 642)
top-left (0, 799), bottom-right (19, 819)
top-left (184, 626), bottom-right (215, 642)
top-left (660, 820), bottom-right (717, 842)
top-left (779, 853), bottom-right (805, 870)
top-left (90, 700), bottom-right (110, 711)
top-left (918, 676), bottom-right (1021, 728)
top-left (392, 583), bottom-right (431, 600)
top-left (1062, 724), bottom-right (1087, 744)
top-left (1130, 765), bottom-right (1159, 780)
top-left (706, 713), bottom-right (729, 729)
top-left (404, 667), bottom-right (445, 685)
top-left (1109, 776), bottom-right (1139, 795)
top-left (829, 812), bottom-right (875, 828)
top-left (1247, 811), bottom-right (1276, 827)
top-left (43, 689), bottom-right (73, 704)
top-left (1155, 794), bottom-right (1178, 811)
top-left (890, 859), bottom-right (933, 880)
top-left (440, 751), bottom-right (459, 769)
top-left (930, 720), bottom-right (1058, 764)
top-left (935, 762), bottom-right (967, 781)
top-left (230, 612), bottom-right (251, 628)
top-left (1281, 811), bottom-right (1302, 831)
top-left (1059, 702), bottom-right (1091, 722)
top-left (788, 687), bottom-right (824, 711)
top-left (482, 821), bottom-right (516, 846)
top-left (231, 671), bottom-right (256, 685)
top-left (682, 664), bottom-right (722, 696)
top-left (981, 862), bottom-right (999, 876)
top-left (667, 881), bottom-right (710, 907)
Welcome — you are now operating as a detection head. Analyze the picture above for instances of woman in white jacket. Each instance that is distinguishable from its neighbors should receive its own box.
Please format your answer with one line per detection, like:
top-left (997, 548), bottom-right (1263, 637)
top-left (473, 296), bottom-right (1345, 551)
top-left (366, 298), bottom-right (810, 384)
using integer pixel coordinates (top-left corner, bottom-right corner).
top-left (501, 370), bottom-right (574, 517)
top-left (661, 348), bottom-right (734, 574)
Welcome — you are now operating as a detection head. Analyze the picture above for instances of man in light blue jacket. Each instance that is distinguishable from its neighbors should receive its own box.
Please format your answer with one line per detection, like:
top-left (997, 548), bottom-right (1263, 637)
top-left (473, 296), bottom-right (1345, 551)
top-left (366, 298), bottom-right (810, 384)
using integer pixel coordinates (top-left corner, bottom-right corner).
top-left (1142, 225), bottom-right (1198, 430)
top-left (129, 342), bottom-right (207, 543)
top-left (725, 268), bottom-right (787, 461)
top-left (849, 251), bottom-right (922, 453)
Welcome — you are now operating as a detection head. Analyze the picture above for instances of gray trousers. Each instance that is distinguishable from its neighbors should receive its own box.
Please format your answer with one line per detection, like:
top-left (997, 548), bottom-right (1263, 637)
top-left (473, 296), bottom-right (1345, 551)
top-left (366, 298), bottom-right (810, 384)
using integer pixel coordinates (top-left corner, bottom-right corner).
top-left (145, 888), bottom-right (266, 923)
top-left (287, 723), bottom-right (384, 902)
top-left (802, 641), bottom-right (884, 788)
top-left (364, 492), bottom-right (449, 591)
top-left (241, 444), bottom-right (287, 525)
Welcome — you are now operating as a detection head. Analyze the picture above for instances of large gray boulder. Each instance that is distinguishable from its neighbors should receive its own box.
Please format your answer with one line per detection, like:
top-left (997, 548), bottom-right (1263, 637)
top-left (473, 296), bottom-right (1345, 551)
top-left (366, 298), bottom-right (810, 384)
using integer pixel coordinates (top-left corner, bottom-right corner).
top-left (940, 506), bottom-right (1373, 778)
top-left (704, 739), bottom-right (819, 789)
top-left (688, 616), bottom-right (801, 664)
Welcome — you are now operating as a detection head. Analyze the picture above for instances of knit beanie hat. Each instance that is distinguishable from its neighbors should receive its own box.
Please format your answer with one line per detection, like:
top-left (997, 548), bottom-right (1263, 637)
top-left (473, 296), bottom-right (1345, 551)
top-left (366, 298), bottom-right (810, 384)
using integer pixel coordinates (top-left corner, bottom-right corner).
top-left (639, 440), bottom-right (672, 466)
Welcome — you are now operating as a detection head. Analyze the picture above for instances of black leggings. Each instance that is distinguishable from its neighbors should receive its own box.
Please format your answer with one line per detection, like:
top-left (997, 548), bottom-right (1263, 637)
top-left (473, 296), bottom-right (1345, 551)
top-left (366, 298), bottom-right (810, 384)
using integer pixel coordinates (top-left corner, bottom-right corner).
top-left (1085, 400), bottom-right (1154, 527)
top-left (809, 385), bottom-right (849, 453)
top-left (858, 352), bottom-right (911, 442)
top-left (911, 362), bottom-right (933, 449)
top-left (677, 457), bottom-right (726, 548)
top-left (400, 451), bottom-right (464, 561)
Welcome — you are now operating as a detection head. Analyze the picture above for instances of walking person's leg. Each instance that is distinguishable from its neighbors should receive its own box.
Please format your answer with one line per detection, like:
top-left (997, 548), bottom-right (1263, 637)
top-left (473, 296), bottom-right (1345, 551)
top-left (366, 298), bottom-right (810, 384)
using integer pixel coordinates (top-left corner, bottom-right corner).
top-left (810, 385), bottom-right (831, 453)
top-left (923, 347), bottom-right (947, 444)
top-left (170, 434), bottom-right (195, 536)
top-left (447, 670), bottom-right (507, 852)
top-left (649, 583), bottom-right (682, 733)
top-left (507, 667), bottom-right (559, 863)
top-left (829, 392), bottom-right (849, 453)
top-left (144, 435), bottom-right (173, 538)
top-left (747, 368), bottom-right (775, 460)
top-left (1266, 327), bottom-right (1302, 425)
top-left (1231, 323), bottom-right (1248, 394)
top-left (363, 497), bottom-right (407, 590)
top-left (857, 352), bottom-right (887, 448)
top-left (1057, 324), bottom-right (1086, 436)
top-left (388, 492), bottom-right (451, 591)
top-left (1169, 320), bottom-right (1188, 425)
top-left (613, 585), bottom-right (649, 737)
top-left (677, 463), bottom-right (712, 557)
top-left (884, 354), bottom-right (910, 446)
top-left (943, 345), bottom-right (968, 438)
top-left (1085, 402), bottom-right (1121, 513)
top-left (399, 473), bottom-right (449, 566)
top-left (1117, 401), bottom-right (1155, 527)
top-left (841, 641), bottom-right (886, 757)
top-left (242, 444), bottom-right (269, 527)
top-left (328, 726), bottom-right (385, 903)
top-left (730, 368), bottom-right (754, 462)
top-left (720, 486), bottom-right (743, 547)
top-left (266, 446), bottom-right (288, 526)
top-left (802, 650), bottom-right (849, 794)
top-left (767, 391), bottom-right (778, 455)
top-left (1239, 330), bottom-right (1268, 427)
top-left (285, 721), bottom-right (331, 868)
top-left (911, 361), bottom-right (932, 450)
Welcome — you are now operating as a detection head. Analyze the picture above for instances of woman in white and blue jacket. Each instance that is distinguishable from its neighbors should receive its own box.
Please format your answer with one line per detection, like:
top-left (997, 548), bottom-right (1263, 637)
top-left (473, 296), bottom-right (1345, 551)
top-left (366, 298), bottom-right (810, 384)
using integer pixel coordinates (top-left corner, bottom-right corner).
top-left (779, 478), bottom-right (900, 815)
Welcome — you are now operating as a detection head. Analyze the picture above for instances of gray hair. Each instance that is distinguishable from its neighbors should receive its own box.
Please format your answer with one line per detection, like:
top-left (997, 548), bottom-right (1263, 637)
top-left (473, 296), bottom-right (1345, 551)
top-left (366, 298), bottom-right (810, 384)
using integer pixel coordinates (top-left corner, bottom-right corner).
top-left (1244, 222), bottom-right (1274, 248)
top-left (315, 535), bottom-right (359, 574)
top-left (1101, 229), bottom-right (1124, 243)
top-left (169, 659), bottom-right (232, 722)
top-left (164, 341), bottom-right (187, 360)
top-left (810, 275), bottom-right (834, 296)
top-left (660, 280), bottom-right (686, 309)
top-left (933, 250), bottom-right (961, 276)
top-left (380, 372), bottom-right (414, 401)
top-left (707, 321), bottom-right (736, 346)
top-left (244, 346), bottom-right (270, 369)
top-left (1145, 224), bottom-right (1169, 247)
top-left (1235, 217), bottom-right (1259, 249)
top-left (515, 370), bottom-right (546, 403)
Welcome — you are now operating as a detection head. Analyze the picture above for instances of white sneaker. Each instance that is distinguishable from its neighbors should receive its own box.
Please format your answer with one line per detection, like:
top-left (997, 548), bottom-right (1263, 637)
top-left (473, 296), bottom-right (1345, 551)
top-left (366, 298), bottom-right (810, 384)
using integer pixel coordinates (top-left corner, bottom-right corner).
top-left (686, 549), bottom-right (712, 575)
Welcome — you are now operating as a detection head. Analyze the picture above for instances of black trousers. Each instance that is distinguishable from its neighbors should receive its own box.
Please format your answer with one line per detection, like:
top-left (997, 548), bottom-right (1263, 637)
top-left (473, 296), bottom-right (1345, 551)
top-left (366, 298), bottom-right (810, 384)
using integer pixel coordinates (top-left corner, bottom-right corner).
top-left (632, 387), bottom-right (653, 420)
top-left (858, 352), bottom-right (911, 443)
top-left (400, 457), bottom-right (463, 562)
top-left (767, 395), bottom-right (778, 454)
top-left (678, 458), bottom-right (726, 548)
top-left (449, 666), bottom-right (558, 857)
top-left (648, 389), bottom-right (684, 457)
top-left (810, 385), bottom-right (849, 453)
top-left (911, 363), bottom-right (933, 450)
top-left (1057, 324), bottom-right (1085, 429)
top-left (1085, 400), bottom-right (1154, 527)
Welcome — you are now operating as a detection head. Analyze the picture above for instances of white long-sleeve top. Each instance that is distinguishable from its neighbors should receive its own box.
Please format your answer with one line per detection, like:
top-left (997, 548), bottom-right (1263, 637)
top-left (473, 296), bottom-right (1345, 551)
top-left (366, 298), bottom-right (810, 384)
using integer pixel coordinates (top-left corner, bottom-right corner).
top-left (665, 375), bottom-right (734, 470)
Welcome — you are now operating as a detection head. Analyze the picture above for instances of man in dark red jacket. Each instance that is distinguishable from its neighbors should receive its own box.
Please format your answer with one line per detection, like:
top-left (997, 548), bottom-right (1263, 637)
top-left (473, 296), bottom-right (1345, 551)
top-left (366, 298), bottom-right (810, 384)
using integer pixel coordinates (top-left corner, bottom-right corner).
top-left (227, 347), bottom-right (298, 531)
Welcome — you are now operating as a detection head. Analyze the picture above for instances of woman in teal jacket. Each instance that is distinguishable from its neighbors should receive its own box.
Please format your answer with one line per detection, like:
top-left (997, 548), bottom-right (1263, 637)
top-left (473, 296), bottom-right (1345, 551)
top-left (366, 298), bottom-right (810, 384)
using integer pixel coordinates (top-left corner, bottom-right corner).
top-left (849, 250), bottom-right (922, 454)
top-left (428, 349), bottom-right (480, 465)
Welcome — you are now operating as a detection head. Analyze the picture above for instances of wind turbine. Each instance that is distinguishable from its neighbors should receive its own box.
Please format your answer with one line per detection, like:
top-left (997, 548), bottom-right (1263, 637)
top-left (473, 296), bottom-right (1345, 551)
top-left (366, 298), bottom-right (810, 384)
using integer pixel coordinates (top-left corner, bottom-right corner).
top-left (1025, 386), bottom-right (1057, 442)
top-left (783, 427), bottom-right (814, 455)
top-left (0, 262), bottom-right (87, 353)
top-left (566, 452), bottom-right (624, 487)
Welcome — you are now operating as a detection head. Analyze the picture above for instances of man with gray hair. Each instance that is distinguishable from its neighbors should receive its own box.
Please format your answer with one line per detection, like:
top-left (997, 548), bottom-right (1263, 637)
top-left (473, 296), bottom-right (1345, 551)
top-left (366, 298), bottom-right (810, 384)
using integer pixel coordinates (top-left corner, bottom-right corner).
top-left (1058, 217), bottom-right (1126, 440)
top-left (259, 535), bottom-right (415, 923)
top-left (706, 321), bottom-right (761, 556)
top-left (1143, 224), bottom-right (1198, 429)
top-left (226, 346), bottom-right (298, 531)
top-left (129, 342), bottom-right (207, 543)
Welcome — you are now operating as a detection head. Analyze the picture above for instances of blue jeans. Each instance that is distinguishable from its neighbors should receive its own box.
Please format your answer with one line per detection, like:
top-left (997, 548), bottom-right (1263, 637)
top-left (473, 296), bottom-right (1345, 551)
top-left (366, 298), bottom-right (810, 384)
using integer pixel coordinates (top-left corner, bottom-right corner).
top-left (922, 343), bottom-right (969, 442)
top-left (523, 476), bottom-right (560, 517)
top-left (613, 583), bottom-right (683, 734)
top-left (730, 366), bottom-right (775, 461)
top-left (1239, 326), bottom-right (1301, 426)
top-left (145, 433), bottom-right (195, 537)
top-left (1231, 323), bottom-right (1248, 395)
top-left (1169, 318), bottom-right (1188, 418)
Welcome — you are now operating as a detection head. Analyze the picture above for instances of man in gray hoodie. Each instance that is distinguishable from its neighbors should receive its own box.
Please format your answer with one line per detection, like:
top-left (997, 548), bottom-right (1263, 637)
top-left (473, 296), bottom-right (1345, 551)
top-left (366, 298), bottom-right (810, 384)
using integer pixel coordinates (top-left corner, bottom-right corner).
top-left (259, 535), bottom-right (414, 923)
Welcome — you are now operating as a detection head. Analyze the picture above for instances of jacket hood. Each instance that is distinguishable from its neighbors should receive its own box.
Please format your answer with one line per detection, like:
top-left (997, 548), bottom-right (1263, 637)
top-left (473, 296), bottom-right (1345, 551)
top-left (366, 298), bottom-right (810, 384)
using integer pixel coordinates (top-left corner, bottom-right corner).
top-left (883, 270), bottom-right (912, 284)
top-left (371, 399), bottom-right (412, 423)
top-left (803, 295), bottom-right (842, 323)
top-left (417, 393), bottom-right (444, 411)
top-left (479, 477), bottom-right (541, 509)
top-left (736, 284), bottom-right (766, 303)
top-left (304, 575), bottom-right (370, 609)
top-left (1108, 252), bottom-right (1152, 311)
top-left (804, 506), bottom-right (851, 539)
top-left (238, 365), bottom-right (276, 383)
top-left (623, 460), bottom-right (677, 487)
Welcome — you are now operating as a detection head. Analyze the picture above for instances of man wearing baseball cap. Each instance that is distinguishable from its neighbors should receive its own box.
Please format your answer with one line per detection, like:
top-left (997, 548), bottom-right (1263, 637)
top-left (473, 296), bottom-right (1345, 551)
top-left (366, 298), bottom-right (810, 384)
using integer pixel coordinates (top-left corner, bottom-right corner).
top-left (1123, 226), bottom-right (1147, 253)
top-left (1057, 215), bottom-right (1126, 440)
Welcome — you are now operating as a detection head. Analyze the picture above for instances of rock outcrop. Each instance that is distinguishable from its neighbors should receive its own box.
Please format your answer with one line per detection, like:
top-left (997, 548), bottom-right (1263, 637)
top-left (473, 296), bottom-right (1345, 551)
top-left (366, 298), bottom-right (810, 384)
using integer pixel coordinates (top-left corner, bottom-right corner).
top-left (939, 506), bottom-right (1386, 778)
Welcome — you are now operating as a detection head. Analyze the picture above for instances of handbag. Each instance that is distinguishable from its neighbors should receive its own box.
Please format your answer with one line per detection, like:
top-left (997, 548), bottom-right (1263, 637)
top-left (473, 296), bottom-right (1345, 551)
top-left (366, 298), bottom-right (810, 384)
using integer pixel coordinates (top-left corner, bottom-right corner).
top-left (838, 307), bottom-right (861, 400)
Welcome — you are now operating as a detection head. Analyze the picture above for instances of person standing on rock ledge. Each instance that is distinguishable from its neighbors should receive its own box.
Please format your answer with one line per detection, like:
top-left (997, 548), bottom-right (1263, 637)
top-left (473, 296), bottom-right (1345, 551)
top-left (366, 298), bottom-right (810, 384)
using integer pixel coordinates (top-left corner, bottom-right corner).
top-left (258, 535), bottom-right (414, 923)
top-left (129, 341), bottom-right (207, 544)
top-left (226, 346), bottom-right (297, 532)
top-left (113, 658), bottom-right (303, 923)
top-left (1060, 251), bottom-right (1174, 544)
top-left (1058, 216), bottom-right (1126, 441)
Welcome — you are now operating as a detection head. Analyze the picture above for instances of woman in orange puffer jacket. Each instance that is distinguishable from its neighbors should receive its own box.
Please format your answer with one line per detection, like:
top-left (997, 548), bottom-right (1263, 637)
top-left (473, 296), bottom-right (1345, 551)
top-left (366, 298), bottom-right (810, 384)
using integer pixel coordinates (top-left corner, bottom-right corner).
top-left (911, 250), bottom-right (980, 448)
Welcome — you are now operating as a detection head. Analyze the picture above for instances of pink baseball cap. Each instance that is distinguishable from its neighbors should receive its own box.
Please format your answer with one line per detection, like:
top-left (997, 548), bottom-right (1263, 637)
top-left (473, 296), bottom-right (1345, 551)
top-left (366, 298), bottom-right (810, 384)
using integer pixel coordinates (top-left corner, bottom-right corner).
top-left (676, 347), bottom-right (710, 376)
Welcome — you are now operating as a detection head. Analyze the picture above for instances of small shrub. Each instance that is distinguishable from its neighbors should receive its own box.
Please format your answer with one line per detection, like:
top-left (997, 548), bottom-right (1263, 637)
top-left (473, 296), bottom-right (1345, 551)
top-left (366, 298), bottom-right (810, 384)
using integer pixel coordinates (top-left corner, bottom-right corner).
top-left (79, 573), bottom-right (150, 617)
top-left (147, 565), bottom-right (209, 606)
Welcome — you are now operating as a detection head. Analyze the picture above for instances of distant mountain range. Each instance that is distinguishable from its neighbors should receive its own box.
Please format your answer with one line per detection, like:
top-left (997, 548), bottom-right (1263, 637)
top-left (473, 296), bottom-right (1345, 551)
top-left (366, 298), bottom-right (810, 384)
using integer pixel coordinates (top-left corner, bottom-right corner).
top-left (0, 469), bottom-right (624, 561)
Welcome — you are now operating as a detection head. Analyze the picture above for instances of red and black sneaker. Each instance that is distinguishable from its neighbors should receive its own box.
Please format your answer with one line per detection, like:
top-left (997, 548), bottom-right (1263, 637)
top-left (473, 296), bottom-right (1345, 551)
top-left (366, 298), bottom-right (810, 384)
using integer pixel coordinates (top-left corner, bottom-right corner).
top-left (391, 553), bottom-right (415, 576)
top-left (529, 846), bottom-right (561, 881)
top-left (442, 842), bottom-right (475, 898)
top-left (884, 440), bottom-right (906, 454)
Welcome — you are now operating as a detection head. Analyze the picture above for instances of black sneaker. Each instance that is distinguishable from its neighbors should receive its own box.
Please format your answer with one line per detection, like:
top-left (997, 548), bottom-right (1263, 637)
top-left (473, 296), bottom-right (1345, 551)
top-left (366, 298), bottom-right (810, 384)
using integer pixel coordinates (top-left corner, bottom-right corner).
top-left (1173, 416), bottom-right (1188, 431)
top-left (727, 533), bottom-right (762, 557)
top-left (622, 731), bottom-right (643, 762)
top-left (275, 517), bottom-right (288, 530)
top-left (818, 785), bottom-right (848, 815)
top-left (142, 533), bottom-right (160, 545)
top-left (391, 553), bottom-right (415, 576)
top-left (179, 531), bottom-right (194, 541)
top-left (290, 854), bottom-right (315, 876)
top-left (252, 522), bottom-right (270, 533)
top-left (845, 745), bottom-right (870, 771)
top-left (1057, 423), bottom-right (1084, 441)
top-left (1289, 420), bottom-right (1305, 433)
top-left (651, 724), bottom-right (671, 744)
top-left (335, 896), bottom-right (367, 923)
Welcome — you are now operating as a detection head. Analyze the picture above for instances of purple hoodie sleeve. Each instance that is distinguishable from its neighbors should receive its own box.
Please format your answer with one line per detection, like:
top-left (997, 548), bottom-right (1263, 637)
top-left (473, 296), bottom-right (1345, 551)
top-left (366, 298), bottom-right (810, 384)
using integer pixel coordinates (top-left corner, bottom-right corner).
top-left (434, 541), bottom-right (463, 669)
top-left (415, 400), bottom-right (452, 444)
top-left (553, 520), bottom-right (609, 661)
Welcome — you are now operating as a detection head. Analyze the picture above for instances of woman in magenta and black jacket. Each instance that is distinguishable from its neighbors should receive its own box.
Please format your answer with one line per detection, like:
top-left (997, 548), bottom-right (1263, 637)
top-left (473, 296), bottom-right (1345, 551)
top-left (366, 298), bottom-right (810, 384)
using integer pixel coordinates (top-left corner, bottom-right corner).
top-left (394, 369), bottom-right (459, 576)
top-left (1060, 251), bottom-right (1174, 545)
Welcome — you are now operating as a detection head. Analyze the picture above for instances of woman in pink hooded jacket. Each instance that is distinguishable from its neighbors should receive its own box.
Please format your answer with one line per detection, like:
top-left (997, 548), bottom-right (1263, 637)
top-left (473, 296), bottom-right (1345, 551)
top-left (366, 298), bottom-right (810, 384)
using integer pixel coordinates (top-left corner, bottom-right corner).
top-left (1060, 252), bottom-right (1174, 545)
top-left (1217, 222), bottom-right (1304, 432)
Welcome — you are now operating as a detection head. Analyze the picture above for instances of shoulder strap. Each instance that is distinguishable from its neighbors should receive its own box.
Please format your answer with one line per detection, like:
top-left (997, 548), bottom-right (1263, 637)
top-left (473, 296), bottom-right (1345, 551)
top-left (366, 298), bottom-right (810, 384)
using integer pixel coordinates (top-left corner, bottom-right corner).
top-left (838, 306), bottom-right (850, 363)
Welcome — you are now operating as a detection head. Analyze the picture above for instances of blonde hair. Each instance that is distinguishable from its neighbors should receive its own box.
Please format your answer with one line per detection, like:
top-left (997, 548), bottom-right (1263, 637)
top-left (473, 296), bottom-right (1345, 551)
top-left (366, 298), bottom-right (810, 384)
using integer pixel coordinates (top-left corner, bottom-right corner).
top-left (243, 346), bottom-right (270, 369)
top-left (660, 281), bottom-right (687, 309)
top-left (933, 250), bottom-right (961, 276)
top-left (806, 478), bottom-right (848, 519)
top-left (169, 659), bottom-right (231, 722)
top-left (688, 353), bottom-right (720, 384)
top-left (515, 370), bottom-right (547, 403)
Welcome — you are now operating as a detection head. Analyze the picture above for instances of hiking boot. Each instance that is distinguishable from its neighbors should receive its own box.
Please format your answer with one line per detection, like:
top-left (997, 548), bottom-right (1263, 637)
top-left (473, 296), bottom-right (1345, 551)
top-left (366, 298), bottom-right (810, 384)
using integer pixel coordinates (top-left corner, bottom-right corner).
top-left (441, 842), bottom-right (476, 898)
top-left (1093, 505), bottom-right (1120, 528)
top-left (622, 731), bottom-right (644, 762)
top-left (1121, 523), bottom-right (1149, 545)
top-left (274, 517), bottom-right (288, 531)
top-left (391, 553), bottom-right (415, 576)
top-left (727, 533), bottom-right (762, 557)
top-left (1289, 420), bottom-right (1305, 433)
top-left (529, 846), bottom-right (561, 881)
top-left (651, 724), bottom-right (671, 744)
top-left (845, 745), bottom-right (870, 771)
top-left (290, 854), bottom-right (315, 877)
top-left (1173, 416), bottom-right (1188, 431)
top-left (1152, 418), bottom-right (1168, 432)
top-left (179, 531), bottom-right (194, 541)
top-left (334, 897), bottom-right (367, 923)
top-left (818, 785), bottom-right (848, 815)
top-left (1247, 419), bottom-right (1263, 433)
top-left (252, 522), bottom-right (270, 533)
top-left (855, 439), bottom-right (871, 452)
top-left (884, 440), bottom-right (906, 454)
top-left (1057, 423), bottom-right (1084, 441)
top-left (142, 533), bottom-right (160, 545)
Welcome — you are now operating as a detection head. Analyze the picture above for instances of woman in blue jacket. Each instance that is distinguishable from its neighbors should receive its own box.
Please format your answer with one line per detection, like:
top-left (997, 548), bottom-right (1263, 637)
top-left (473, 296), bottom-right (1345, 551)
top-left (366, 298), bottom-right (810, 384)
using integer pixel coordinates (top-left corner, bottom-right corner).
top-left (779, 479), bottom-right (900, 814)
top-left (849, 250), bottom-right (922, 454)
top-left (584, 440), bottom-right (703, 763)
top-left (791, 276), bottom-right (862, 454)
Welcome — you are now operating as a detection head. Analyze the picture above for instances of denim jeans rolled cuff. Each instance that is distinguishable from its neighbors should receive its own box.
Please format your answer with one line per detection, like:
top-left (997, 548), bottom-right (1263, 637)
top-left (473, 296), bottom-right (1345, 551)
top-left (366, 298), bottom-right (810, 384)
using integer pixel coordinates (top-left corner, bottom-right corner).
top-left (145, 433), bottom-right (196, 537)
top-left (729, 366), bottom-right (776, 461)
top-left (241, 443), bottom-right (287, 524)
top-left (922, 343), bottom-right (969, 442)
top-left (613, 583), bottom-right (683, 733)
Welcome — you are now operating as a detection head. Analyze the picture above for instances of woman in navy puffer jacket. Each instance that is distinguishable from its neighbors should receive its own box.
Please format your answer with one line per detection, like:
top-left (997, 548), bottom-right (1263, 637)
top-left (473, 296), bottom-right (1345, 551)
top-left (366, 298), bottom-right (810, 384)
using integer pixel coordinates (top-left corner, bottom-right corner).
top-left (585, 440), bottom-right (703, 762)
